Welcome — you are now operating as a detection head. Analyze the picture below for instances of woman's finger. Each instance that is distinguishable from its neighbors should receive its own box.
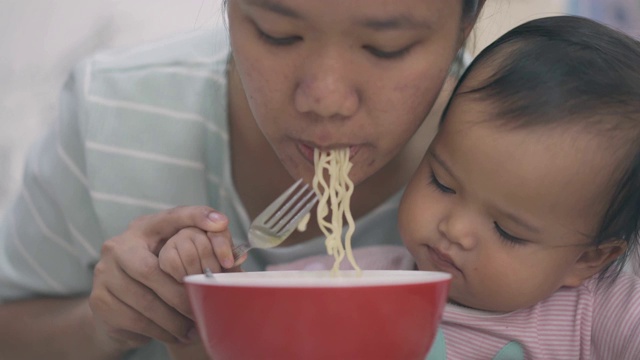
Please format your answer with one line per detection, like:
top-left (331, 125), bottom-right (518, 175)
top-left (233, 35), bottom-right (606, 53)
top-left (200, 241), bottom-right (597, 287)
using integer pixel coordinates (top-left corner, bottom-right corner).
top-left (124, 257), bottom-right (193, 320)
top-left (111, 239), bottom-right (194, 320)
top-left (95, 287), bottom-right (182, 344)
top-left (91, 258), bottom-right (187, 344)
top-left (101, 260), bottom-right (194, 342)
top-left (130, 206), bottom-right (228, 253)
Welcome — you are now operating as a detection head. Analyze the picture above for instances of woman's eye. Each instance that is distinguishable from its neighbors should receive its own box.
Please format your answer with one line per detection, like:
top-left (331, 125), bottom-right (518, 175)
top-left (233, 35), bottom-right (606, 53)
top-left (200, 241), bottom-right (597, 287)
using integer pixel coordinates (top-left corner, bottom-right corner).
top-left (256, 28), bottom-right (301, 46)
top-left (494, 222), bottom-right (527, 246)
top-left (363, 45), bottom-right (413, 60)
top-left (429, 173), bottom-right (456, 194)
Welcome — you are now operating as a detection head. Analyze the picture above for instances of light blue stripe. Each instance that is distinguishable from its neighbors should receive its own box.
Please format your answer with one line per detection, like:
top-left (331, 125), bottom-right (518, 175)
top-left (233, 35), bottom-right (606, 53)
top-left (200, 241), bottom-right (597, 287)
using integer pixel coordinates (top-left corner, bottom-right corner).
top-left (85, 151), bottom-right (208, 206)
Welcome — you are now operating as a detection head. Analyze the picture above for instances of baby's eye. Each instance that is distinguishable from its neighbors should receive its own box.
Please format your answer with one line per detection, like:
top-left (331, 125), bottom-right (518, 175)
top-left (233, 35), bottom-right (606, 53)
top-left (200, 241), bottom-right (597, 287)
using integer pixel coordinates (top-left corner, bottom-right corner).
top-left (494, 222), bottom-right (527, 246)
top-left (256, 27), bottom-right (302, 46)
top-left (363, 44), bottom-right (413, 60)
top-left (429, 173), bottom-right (456, 194)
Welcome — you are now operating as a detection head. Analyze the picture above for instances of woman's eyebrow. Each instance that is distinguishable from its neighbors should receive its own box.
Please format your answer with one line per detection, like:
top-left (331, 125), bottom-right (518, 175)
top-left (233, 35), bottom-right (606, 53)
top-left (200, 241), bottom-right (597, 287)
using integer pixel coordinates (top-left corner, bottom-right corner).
top-left (357, 15), bottom-right (433, 31)
top-left (245, 0), bottom-right (302, 19)
top-left (244, 0), bottom-right (431, 31)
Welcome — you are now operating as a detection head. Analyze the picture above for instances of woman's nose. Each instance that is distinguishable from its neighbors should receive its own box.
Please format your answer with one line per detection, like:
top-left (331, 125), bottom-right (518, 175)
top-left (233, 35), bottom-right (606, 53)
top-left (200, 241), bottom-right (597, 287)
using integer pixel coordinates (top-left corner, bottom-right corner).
top-left (294, 54), bottom-right (360, 119)
top-left (437, 207), bottom-right (478, 250)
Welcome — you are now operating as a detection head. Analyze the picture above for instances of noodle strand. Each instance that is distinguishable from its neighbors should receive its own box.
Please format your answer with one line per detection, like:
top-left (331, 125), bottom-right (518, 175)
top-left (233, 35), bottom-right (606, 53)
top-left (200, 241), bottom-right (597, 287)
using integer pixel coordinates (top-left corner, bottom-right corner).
top-left (312, 148), bottom-right (360, 273)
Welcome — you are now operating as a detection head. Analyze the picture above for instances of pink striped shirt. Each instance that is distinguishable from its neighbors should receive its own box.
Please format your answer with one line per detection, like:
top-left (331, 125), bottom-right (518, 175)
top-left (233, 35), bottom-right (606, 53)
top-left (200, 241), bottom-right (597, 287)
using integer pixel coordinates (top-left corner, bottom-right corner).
top-left (441, 272), bottom-right (640, 359)
top-left (267, 246), bottom-right (640, 359)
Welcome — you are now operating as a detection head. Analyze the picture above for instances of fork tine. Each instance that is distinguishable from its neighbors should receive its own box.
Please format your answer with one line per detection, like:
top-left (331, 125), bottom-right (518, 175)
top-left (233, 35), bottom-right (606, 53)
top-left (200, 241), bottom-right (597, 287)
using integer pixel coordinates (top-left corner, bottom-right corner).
top-left (255, 179), bottom-right (303, 225)
top-left (263, 182), bottom-right (309, 227)
top-left (275, 194), bottom-right (318, 237)
top-left (235, 179), bottom-right (319, 258)
top-left (271, 187), bottom-right (317, 231)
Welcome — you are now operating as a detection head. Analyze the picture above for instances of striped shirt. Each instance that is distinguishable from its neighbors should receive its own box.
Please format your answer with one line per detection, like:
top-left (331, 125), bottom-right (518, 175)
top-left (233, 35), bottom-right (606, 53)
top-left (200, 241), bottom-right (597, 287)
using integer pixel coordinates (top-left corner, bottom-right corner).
top-left (0, 28), bottom-right (404, 360)
top-left (439, 273), bottom-right (640, 359)
top-left (274, 246), bottom-right (640, 359)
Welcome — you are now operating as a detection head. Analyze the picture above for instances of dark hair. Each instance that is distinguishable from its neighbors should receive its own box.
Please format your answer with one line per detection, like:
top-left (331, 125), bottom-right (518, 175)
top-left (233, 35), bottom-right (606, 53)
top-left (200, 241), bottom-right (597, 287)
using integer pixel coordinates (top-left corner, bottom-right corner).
top-left (443, 16), bottom-right (640, 279)
top-left (463, 0), bottom-right (481, 20)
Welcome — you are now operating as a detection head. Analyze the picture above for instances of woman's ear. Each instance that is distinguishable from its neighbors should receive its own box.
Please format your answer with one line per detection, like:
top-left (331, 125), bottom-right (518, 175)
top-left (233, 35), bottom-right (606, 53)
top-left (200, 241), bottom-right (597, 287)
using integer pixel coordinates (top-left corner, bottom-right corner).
top-left (562, 240), bottom-right (627, 287)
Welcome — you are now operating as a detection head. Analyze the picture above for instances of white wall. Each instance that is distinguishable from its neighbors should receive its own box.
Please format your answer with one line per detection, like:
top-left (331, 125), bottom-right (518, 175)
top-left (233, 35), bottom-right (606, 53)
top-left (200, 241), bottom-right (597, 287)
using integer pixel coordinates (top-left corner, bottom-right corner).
top-left (0, 0), bottom-right (225, 212)
top-left (472, 0), bottom-right (569, 55)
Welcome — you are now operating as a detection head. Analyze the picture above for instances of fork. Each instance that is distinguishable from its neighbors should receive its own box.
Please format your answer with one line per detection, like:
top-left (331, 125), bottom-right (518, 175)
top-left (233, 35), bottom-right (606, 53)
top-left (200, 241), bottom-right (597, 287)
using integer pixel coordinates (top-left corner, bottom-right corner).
top-left (231, 179), bottom-right (318, 261)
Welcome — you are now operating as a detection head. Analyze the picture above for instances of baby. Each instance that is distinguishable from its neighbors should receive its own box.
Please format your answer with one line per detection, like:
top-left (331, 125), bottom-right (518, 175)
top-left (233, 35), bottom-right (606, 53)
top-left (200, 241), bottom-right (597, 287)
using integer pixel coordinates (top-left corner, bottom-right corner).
top-left (397, 15), bottom-right (640, 359)
top-left (159, 15), bottom-right (640, 359)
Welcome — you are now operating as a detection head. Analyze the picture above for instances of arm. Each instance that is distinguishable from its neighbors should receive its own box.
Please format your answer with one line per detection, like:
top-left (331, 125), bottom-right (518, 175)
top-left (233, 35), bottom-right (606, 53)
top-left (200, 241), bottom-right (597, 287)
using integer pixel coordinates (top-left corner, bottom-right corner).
top-left (0, 59), bottom-right (235, 357)
top-left (0, 298), bottom-right (126, 360)
top-left (0, 63), bottom-right (129, 359)
top-left (0, 205), bottom-right (235, 359)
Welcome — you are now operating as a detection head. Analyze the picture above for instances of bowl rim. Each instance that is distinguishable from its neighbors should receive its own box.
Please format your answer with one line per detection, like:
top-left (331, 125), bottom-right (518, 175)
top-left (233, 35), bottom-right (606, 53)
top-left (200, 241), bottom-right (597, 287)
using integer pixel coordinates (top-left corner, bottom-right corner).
top-left (184, 270), bottom-right (451, 288)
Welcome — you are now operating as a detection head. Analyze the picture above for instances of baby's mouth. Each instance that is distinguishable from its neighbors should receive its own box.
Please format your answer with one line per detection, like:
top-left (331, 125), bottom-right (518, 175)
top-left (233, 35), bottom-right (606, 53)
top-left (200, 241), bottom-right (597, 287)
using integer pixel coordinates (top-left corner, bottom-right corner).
top-left (427, 246), bottom-right (463, 275)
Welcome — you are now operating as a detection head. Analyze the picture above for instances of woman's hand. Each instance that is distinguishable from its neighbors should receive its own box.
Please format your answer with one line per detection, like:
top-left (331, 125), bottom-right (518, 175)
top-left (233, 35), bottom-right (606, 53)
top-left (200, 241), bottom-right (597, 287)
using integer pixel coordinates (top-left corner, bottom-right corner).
top-left (88, 206), bottom-right (232, 351)
top-left (157, 219), bottom-right (243, 360)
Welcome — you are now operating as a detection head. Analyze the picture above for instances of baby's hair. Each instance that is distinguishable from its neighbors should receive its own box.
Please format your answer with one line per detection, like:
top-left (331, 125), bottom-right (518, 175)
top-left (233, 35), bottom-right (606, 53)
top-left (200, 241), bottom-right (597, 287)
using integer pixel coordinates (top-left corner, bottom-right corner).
top-left (442, 16), bottom-right (640, 280)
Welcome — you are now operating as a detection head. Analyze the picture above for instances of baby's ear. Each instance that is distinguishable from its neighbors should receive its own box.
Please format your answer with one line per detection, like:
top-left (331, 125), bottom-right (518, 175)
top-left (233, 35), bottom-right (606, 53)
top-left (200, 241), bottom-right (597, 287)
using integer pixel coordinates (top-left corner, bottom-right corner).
top-left (562, 240), bottom-right (627, 287)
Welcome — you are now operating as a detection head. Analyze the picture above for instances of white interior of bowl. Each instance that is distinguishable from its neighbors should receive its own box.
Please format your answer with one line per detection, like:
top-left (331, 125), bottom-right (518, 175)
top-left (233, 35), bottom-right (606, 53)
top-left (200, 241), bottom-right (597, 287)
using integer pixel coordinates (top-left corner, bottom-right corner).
top-left (184, 270), bottom-right (451, 288)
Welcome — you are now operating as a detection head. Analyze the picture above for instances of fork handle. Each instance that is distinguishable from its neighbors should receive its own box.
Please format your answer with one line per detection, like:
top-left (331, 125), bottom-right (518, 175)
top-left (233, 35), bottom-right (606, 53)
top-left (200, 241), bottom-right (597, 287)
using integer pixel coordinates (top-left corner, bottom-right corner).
top-left (231, 244), bottom-right (251, 261)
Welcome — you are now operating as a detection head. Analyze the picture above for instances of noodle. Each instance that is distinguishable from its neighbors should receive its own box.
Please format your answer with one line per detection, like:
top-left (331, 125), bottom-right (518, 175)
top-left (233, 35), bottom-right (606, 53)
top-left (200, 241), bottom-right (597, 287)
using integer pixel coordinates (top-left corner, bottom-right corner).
top-left (312, 148), bottom-right (360, 273)
top-left (297, 213), bottom-right (310, 232)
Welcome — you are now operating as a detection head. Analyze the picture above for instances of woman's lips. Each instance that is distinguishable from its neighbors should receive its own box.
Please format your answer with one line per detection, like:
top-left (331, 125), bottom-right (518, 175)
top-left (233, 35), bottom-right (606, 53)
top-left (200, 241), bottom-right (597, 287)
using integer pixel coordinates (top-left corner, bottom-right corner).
top-left (298, 143), bottom-right (359, 164)
top-left (298, 143), bottom-right (315, 163)
top-left (427, 246), bottom-right (463, 275)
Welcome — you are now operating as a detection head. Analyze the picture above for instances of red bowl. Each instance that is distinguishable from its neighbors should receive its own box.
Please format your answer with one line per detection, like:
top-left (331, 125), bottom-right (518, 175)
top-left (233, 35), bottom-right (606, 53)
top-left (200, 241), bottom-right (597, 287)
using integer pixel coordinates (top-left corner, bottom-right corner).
top-left (185, 270), bottom-right (451, 360)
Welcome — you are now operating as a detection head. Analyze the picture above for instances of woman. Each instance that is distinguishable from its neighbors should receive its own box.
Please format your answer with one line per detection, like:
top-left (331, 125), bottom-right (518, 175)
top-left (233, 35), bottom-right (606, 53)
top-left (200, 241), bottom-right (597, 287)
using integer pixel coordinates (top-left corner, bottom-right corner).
top-left (0, 0), bottom-right (485, 359)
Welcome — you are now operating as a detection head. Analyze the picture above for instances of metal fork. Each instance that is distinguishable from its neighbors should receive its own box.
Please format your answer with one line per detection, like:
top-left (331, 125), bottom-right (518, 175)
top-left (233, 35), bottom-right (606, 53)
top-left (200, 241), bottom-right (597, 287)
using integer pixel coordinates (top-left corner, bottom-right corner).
top-left (231, 179), bottom-right (318, 261)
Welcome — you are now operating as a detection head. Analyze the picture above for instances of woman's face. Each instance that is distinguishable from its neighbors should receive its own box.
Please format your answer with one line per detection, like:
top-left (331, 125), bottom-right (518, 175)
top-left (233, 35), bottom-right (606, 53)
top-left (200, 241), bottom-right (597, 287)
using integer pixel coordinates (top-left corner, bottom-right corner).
top-left (227, 0), bottom-right (472, 184)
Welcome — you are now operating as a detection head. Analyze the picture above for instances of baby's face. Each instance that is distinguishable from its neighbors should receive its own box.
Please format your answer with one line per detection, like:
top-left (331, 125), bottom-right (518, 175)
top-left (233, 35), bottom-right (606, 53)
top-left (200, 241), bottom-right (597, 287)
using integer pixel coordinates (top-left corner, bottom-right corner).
top-left (398, 95), bottom-right (617, 312)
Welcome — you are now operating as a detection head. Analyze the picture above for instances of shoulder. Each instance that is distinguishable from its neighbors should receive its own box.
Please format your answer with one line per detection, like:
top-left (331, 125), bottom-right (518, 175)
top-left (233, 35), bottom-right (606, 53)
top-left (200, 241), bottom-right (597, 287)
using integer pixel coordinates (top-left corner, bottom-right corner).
top-left (589, 271), bottom-right (640, 307)
top-left (89, 28), bottom-right (230, 73)
top-left (589, 272), bottom-right (640, 358)
top-left (589, 272), bottom-right (640, 317)
top-left (63, 28), bottom-right (231, 137)
top-left (72, 27), bottom-right (230, 111)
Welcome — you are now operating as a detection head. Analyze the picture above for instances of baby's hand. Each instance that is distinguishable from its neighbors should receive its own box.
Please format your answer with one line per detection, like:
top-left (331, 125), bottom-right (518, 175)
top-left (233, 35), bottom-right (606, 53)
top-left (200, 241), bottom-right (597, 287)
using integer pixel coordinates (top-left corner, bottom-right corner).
top-left (159, 226), bottom-right (240, 282)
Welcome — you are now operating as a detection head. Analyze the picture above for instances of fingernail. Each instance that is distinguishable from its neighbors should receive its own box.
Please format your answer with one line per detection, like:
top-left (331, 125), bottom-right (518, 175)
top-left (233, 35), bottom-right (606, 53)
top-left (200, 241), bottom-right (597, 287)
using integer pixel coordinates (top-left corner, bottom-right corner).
top-left (207, 212), bottom-right (226, 223)
top-left (229, 253), bottom-right (247, 269)
top-left (223, 257), bottom-right (235, 269)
